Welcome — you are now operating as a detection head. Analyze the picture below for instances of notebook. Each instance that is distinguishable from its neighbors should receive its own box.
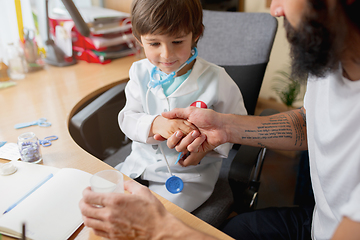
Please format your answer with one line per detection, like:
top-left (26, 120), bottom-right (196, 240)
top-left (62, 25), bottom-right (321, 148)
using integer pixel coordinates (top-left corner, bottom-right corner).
top-left (0, 161), bottom-right (92, 240)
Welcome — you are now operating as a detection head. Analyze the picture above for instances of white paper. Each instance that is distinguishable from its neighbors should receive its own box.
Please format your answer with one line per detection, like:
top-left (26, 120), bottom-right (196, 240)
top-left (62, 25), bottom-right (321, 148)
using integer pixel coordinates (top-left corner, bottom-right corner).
top-left (0, 143), bottom-right (21, 161)
top-left (0, 161), bottom-right (59, 214)
top-left (0, 162), bottom-right (93, 240)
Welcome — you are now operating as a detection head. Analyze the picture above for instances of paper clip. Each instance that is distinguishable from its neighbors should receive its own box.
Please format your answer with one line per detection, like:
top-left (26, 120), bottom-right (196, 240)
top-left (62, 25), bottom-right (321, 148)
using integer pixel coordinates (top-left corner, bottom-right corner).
top-left (39, 135), bottom-right (58, 147)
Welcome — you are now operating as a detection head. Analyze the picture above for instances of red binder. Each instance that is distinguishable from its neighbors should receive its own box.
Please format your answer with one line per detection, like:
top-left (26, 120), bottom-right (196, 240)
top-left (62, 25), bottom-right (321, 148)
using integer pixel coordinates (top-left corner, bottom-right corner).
top-left (48, 17), bottom-right (136, 63)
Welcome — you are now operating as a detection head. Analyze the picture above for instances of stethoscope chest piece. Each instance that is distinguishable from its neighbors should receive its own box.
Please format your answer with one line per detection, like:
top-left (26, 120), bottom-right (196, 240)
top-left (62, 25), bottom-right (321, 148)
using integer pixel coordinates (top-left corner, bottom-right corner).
top-left (165, 175), bottom-right (184, 194)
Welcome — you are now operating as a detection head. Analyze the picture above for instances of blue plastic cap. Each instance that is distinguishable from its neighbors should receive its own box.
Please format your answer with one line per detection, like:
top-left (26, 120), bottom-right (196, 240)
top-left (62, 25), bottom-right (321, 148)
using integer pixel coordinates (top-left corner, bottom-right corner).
top-left (0, 141), bottom-right (7, 148)
top-left (165, 175), bottom-right (184, 194)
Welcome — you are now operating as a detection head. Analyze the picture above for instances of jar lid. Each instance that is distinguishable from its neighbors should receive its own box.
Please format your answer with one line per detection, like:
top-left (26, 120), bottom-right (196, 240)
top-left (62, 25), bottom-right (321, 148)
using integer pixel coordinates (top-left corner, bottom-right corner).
top-left (18, 132), bottom-right (36, 140)
top-left (0, 162), bottom-right (17, 176)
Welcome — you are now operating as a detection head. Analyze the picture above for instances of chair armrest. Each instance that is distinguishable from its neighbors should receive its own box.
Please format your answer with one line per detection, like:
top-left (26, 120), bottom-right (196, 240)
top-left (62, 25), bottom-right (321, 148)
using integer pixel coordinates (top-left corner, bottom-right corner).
top-left (69, 82), bottom-right (130, 160)
top-left (228, 108), bottom-right (280, 213)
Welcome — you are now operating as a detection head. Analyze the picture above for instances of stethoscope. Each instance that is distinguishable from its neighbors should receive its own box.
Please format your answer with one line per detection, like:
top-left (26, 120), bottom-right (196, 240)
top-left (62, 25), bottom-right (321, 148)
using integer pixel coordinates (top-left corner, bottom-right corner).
top-left (145, 47), bottom-right (198, 194)
top-left (149, 48), bottom-right (198, 88)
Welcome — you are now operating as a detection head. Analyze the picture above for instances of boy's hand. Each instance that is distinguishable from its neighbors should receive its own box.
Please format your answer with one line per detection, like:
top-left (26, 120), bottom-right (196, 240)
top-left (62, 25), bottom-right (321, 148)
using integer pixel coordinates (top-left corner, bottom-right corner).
top-left (161, 107), bottom-right (227, 153)
top-left (150, 115), bottom-right (198, 140)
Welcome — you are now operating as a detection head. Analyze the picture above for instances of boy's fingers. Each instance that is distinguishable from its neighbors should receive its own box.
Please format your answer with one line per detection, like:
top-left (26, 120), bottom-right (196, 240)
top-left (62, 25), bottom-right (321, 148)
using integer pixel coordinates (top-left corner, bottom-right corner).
top-left (153, 133), bottom-right (166, 141)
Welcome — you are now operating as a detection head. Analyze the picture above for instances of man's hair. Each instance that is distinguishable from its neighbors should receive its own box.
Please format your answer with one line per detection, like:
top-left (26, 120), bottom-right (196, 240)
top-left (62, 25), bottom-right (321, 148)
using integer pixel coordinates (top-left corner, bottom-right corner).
top-left (340, 0), bottom-right (360, 31)
top-left (131, 0), bottom-right (204, 46)
top-left (310, 0), bottom-right (360, 30)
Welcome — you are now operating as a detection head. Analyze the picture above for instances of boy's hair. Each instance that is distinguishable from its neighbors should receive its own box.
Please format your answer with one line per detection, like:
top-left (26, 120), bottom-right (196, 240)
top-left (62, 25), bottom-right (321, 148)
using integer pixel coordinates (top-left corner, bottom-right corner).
top-left (131, 0), bottom-right (204, 47)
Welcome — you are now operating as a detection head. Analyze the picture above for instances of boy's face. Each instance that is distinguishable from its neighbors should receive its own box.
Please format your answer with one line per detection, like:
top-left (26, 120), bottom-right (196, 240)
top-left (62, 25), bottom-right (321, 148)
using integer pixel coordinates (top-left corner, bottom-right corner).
top-left (140, 32), bottom-right (197, 75)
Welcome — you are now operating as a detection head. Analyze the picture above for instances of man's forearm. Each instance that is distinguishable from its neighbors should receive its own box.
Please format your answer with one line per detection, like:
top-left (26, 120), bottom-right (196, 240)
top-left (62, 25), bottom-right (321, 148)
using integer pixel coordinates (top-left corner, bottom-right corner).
top-left (331, 217), bottom-right (360, 240)
top-left (154, 212), bottom-right (217, 240)
top-left (224, 108), bottom-right (308, 151)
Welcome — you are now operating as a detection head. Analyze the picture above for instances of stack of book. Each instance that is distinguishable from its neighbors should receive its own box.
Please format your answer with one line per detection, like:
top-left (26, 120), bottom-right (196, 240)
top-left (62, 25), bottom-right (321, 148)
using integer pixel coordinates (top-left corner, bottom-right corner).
top-left (49, 6), bottom-right (138, 64)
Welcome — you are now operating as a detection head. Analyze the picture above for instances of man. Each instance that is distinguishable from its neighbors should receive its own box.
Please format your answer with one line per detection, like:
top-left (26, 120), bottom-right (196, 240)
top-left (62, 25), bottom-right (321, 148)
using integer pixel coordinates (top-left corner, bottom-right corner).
top-left (80, 0), bottom-right (360, 239)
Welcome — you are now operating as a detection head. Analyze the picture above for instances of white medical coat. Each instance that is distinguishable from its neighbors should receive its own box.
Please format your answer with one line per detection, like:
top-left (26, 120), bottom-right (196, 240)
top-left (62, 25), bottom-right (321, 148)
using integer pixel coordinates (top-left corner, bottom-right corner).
top-left (116, 57), bottom-right (247, 212)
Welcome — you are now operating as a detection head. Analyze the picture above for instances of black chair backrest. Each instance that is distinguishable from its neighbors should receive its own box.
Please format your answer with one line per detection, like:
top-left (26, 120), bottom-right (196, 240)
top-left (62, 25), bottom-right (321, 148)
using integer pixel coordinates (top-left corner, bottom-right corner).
top-left (197, 10), bottom-right (278, 115)
top-left (191, 10), bottom-right (278, 226)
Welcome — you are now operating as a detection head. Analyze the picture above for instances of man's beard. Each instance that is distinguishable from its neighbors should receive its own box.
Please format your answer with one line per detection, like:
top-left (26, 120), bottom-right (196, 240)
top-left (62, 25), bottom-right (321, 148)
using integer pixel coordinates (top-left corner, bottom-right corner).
top-left (284, 7), bottom-right (343, 82)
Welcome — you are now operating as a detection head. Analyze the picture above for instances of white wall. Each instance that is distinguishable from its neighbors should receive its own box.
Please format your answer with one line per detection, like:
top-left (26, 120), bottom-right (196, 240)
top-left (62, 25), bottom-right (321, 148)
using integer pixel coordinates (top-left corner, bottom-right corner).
top-left (0, 0), bottom-right (94, 63)
top-left (33, 0), bottom-right (93, 57)
top-left (245, 0), bottom-right (306, 108)
top-left (0, 0), bottom-right (35, 64)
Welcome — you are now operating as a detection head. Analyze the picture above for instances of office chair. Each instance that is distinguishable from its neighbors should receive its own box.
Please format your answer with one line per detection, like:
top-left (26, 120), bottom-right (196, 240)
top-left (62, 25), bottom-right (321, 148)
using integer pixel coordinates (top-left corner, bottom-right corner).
top-left (69, 9), bottom-right (277, 228)
top-left (190, 10), bottom-right (278, 227)
top-left (69, 82), bottom-right (132, 162)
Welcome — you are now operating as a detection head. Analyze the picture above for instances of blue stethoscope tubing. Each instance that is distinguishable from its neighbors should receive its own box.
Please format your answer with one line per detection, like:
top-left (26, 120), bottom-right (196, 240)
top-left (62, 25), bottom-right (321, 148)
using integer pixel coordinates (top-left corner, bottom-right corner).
top-left (145, 48), bottom-right (198, 194)
top-left (149, 48), bottom-right (198, 88)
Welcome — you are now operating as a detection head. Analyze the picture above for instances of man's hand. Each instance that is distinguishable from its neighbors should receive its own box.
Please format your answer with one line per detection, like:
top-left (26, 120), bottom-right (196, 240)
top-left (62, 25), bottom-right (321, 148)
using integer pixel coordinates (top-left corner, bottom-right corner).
top-left (332, 217), bottom-right (360, 240)
top-left (160, 107), bottom-right (228, 153)
top-left (80, 180), bottom-right (217, 240)
top-left (80, 181), bottom-right (170, 239)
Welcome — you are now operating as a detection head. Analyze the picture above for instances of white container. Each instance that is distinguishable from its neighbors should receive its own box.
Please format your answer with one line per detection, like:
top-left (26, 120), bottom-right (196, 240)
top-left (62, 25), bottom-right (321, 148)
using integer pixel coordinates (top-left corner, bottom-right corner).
top-left (7, 43), bottom-right (27, 80)
top-left (18, 132), bottom-right (42, 164)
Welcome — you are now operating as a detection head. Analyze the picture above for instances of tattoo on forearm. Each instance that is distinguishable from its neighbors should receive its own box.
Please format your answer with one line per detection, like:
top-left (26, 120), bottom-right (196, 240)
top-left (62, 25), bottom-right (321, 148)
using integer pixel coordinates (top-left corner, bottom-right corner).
top-left (299, 107), bottom-right (306, 123)
top-left (242, 110), bottom-right (306, 147)
top-left (287, 110), bottom-right (306, 146)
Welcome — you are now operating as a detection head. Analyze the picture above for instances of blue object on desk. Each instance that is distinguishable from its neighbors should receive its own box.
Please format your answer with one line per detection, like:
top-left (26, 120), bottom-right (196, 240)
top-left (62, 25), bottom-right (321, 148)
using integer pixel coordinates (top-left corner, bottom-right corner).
top-left (14, 118), bottom-right (52, 129)
top-left (0, 141), bottom-right (6, 148)
top-left (39, 135), bottom-right (58, 147)
top-left (3, 173), bottom-right (54, 214)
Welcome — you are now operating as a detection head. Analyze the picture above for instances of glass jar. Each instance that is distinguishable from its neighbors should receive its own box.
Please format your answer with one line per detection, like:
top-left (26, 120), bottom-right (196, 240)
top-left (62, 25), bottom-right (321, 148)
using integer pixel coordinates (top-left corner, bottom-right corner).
top-left (18, 132), bottom-right (42, 164)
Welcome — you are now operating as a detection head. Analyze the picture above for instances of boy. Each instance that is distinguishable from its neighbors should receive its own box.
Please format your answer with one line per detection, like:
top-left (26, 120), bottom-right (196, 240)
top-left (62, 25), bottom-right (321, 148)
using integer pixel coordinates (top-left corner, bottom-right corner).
top-left (116, 0), bottom-right (247, 212)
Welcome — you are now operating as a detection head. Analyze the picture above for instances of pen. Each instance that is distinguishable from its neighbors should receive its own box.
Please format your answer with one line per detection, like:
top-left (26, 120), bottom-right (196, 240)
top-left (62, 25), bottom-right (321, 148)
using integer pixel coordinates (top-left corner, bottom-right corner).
top-left (2, 173), bottom-right (53, 215)
top-left (22, 222), bottom-right (26, 240)
top-left (174, 152), bottom-right (190, 165)
top-left (174, 152), bottom-right (184, 165)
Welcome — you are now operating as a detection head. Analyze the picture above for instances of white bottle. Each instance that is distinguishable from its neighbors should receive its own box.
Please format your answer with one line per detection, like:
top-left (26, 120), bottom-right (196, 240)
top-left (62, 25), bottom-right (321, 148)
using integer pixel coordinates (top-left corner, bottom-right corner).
top-left (7, 43), bottom-right (28, 80)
